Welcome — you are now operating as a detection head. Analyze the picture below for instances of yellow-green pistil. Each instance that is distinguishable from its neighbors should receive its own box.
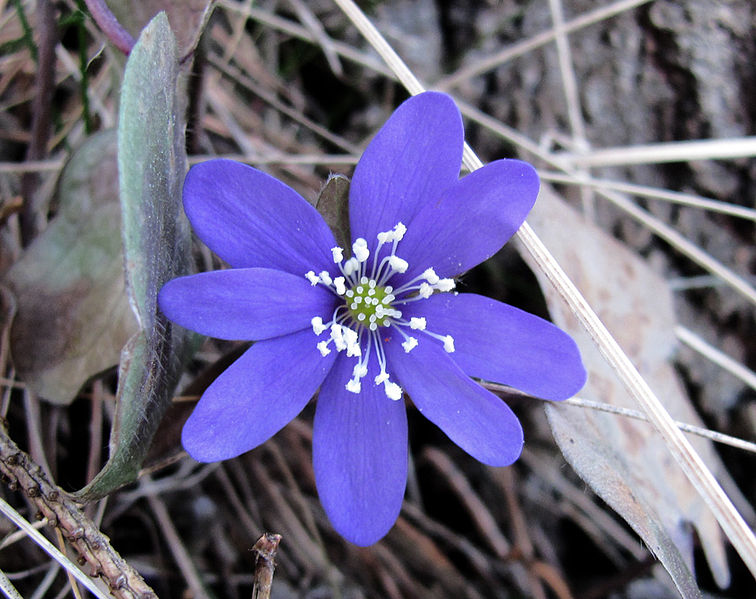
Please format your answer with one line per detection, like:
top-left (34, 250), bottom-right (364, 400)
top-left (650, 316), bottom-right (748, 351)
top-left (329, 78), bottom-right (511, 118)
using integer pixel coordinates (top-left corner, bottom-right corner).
top-left (345, 281), bottom-right (394, 328)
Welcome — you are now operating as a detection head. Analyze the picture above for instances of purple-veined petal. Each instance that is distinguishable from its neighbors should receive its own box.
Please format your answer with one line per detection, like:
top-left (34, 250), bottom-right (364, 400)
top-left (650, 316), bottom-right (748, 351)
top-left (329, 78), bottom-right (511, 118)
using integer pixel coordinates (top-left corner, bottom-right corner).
top-left (401, 293), bottom-right (586, 401)
top-left (182, 328), bottom-right (337, 462)
top-left (394, 159), bottom-right (539, 284)
top-left (313, 352), bottom-right (408, 546)
top-left (159, 268), bottom-right (338, 341)
top-left (349, 92), bottom-right (464, 244)
top-left (183, 159), bottom-right (337, 275)
top-left (384, 333), bottom-right (523, 466)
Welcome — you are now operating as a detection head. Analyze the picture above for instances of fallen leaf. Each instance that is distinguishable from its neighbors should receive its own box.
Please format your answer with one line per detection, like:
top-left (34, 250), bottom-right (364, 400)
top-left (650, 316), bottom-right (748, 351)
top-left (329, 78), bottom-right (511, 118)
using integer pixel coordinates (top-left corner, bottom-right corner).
top-left (5, 130), bottom-right (137, 405)
top-left (520, 184), bottom-right (736, 591)
top-left (106, 0), bottom-right (213, 58)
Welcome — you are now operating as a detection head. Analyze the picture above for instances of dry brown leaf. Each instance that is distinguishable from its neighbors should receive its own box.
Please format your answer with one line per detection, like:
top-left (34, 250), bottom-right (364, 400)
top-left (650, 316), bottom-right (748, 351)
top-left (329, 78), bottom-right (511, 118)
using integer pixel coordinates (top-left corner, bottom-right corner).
top-left (520, 184), bottom-right (736, 590)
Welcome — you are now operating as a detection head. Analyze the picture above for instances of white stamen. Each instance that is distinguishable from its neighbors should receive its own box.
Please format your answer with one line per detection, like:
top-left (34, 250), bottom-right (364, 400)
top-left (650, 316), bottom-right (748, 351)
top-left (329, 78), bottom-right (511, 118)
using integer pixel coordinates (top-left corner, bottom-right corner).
top-left (334, 277), bottom-right (346, 295)
top-left (409, 317), bottom-right (426, 330)
top-left (346, 378), bottom-right (361, 393)
top-left (353, 363), bottom-right (368, 378)
top-left (311, 317), bottom-right (327, 335)
top-left (422, 267), bottom-right (439, 284)
top-left (317, 340), bottom-right (331, 356)
top-left (319, 271), bottom-right (333, 286)
top-left (393, 222), bottom-right (407, 241)
top-left (388, 255), bottom-right (408, 273)
top-left (353, 238), bottom-right (370, 262)
top-left (442, 335), bottom-right (455, 353)
top-left (330, 324), bottom-right (346, 351)
top-left (331, 246), bottom-right (344, 263)
top-left (305, 270), bottom-right (319, 286)
top-left (402, 337), bottom-right (418, 353)
top-left (357, 313), bottom-right (366, 321)
top-left (344, 257), bottom-right (359, 276)
top-left (436, 278), bottom-right (456, 292)
top-left (419, 282), bottom-right (433, 298)
top-left (374, 371), bottom-right (389, 385)
top-left (384, 381), bottom-right (403, 400)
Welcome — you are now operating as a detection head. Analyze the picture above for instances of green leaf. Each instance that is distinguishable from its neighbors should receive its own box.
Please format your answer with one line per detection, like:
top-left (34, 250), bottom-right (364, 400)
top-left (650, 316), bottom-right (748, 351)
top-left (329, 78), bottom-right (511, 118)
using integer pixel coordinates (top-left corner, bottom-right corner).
top-left (76, 12), bottom-right (195, 500)
top-left (5, 130), bottom-right (137, 405)
top-left (315, 174), bottom-right (351, 253)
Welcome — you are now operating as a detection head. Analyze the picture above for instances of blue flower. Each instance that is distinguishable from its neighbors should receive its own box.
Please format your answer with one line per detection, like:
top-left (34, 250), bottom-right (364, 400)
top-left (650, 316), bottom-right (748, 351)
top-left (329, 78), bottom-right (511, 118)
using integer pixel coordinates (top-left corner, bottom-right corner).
top-left (159, 92), bottom-right (586, 546)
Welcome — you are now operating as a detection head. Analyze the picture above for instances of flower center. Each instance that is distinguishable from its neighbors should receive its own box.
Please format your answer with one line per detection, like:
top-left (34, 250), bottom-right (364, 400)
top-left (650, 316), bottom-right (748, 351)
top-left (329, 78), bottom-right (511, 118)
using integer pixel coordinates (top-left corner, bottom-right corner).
top-left (345, 281), bottom-right (394, 328)
top-left (305, 222), bottom-right (456, 400)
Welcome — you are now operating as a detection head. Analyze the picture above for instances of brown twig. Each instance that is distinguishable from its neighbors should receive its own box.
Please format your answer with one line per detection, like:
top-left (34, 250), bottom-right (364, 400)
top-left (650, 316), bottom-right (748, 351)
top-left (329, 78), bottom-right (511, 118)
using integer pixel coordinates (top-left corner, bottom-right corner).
top-left (0, 424), bottom-right (157, 599)
top-left (251, 532), bottom-right (281, 599)
top-left (20, 0), bottom-right (57, 245)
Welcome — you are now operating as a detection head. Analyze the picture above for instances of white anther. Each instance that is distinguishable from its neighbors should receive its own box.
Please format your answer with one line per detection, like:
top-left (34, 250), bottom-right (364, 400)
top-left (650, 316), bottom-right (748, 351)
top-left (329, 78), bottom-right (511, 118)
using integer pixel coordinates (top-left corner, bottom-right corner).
top-left (342, 327), bottom-right (358, 346)
top-left (382, 319), bottom-right (391, 327)
top-left (352, 238), bottom-right (370, 262)
top-left (369, 323), bottom-right (378, 331)
top-left (346, 379), bottom-right (362, 394)
top-left (409, 317), bottom-right (426, 330)
top-left (330, 324), bottom-right (346, 351)
top-left (374, 371), bottom-right (390, 385)
top-left (334, 277), bottom-right (346, 295)
top-left (393, 222), bottom-right (407, 241)
top-left (385, 286), bottom-right (393, 293)
top-left (311, 317), bottom-right (327, 335)
top-left (350, 302), bottom-right (358, 310)
top-left (305, 270), bottom-right (319, 286)
top-left (357, 313), bottom-right (366, 321)
top-left (360, 276), bottom-right (368, 285)
top-left (331, 247), bottom-right (344, 263)
top-left (436, 278), bottom-right (456, 292)
top-left (418, 283), bottom-right (433, 298)
top-left (343, 257), bottom-right (359, 276)
top-left (377, 230), bottom-right (392, 244)
top-left (341, 327), bottom-right (361, 357)
top-left (353, 363), bottom-right (368, 379)
top-left (346, 289), bottom-right (354, 297)
top-left (368, 280), bottom-right (376, 288)
top-left (384, 381), bottom-right (403, 400)
top-left (388, 255), bottom-right (409, 273)
top-left (402, 337), bottom-right (418, 353)
top-left (319, 271), bottom-right (333, 286)
top-left (354, 296), bottom-right (363, 304)
top-left (316, 341), bottom-right (331, 356)
top-left (422, 267), bottom-right (439, 284)
top-left (442, 335), bottom-right (455, 353)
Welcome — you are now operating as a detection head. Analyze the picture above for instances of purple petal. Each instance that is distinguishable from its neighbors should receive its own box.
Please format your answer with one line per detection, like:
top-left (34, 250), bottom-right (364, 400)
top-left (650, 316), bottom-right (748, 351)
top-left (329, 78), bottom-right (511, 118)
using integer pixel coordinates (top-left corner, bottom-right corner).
top-left (313, 353), bottom-right (408, 546)
top-left (395, 159), bottom-right (539, 284)
top-left (349, 92), bottom-right (464, 244)
top-left (384, 333), bottom-right (523, 466)
top-left (184, 159), bottom-right (337, 275)
top-left (402, 293), bottom-right (586, 401)
top-left (182, 328), bottom-right (336, 461)
top-left (159, 268), bottom-right (337, 340)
